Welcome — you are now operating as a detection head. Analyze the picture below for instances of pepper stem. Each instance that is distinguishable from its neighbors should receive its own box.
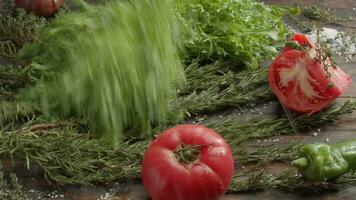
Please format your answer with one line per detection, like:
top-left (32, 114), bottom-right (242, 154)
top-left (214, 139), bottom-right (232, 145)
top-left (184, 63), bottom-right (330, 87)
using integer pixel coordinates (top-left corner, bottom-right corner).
top-left (292, 157), bottom-right (308, 169)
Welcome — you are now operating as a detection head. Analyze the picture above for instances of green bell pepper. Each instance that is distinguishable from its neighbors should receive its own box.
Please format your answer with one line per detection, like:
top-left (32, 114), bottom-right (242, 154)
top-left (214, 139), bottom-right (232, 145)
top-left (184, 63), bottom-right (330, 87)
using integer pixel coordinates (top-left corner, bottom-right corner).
top-left (292, 139), bottom-right (356, 181)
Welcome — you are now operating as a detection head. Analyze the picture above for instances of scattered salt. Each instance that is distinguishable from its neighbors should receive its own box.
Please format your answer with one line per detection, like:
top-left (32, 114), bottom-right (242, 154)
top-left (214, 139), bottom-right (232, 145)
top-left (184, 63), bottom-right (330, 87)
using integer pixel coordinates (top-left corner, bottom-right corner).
top-left (306, 28), bottom-right (356, 62)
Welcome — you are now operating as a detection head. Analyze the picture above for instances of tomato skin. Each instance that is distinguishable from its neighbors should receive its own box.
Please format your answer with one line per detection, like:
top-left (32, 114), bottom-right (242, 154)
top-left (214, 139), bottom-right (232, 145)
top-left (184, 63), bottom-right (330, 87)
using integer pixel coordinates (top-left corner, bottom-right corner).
top-left (291, 33), bottom-right (316, 48)
top-left (269, 33), bottom-right (352, 114)
top-left (14, 0), bottom-right (65, 17)
top-left (141, 125), bottom-right (234, 200)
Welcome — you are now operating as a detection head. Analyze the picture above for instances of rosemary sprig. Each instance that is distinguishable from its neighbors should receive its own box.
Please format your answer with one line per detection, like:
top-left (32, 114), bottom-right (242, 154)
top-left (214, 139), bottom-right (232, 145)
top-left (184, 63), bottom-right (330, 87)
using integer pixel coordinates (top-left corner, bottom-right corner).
top-left (173, 64), bottom-right (273, 115)
top-left (0, 127), bottom-right (148, 185)
top-left (229, 168), bottom-right (299, 192)
top-left (293, 100), bottom-right (356, 130)
top-left (208, 117), bottom-right (292, 150)
top-left (208, 100), bottom-right (356, 156)
top-left (229, 168), bottom-right (356, 193)
top-left (0, 101), bottom-right (38, 125)
top-left (238, 143), bottom-right (302, 164)
top-left (0, 100), bottom-right (353, 186)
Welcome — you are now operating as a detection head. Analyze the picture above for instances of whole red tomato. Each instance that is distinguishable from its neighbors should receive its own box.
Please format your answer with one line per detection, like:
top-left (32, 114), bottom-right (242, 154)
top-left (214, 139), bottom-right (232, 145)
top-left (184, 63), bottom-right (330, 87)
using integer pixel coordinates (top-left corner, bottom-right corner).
top-left (141, 124), bottom-right (234, 200)
top-left (14, 0), bottom-right (65, 17)
top-left (269, 33), bottom-right (352, 114)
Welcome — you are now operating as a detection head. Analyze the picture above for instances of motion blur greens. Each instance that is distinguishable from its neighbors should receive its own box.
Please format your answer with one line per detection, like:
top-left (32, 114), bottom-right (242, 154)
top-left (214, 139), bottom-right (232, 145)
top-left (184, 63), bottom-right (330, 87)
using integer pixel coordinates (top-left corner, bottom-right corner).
top-left (19, 0), bottom-right (184, 148)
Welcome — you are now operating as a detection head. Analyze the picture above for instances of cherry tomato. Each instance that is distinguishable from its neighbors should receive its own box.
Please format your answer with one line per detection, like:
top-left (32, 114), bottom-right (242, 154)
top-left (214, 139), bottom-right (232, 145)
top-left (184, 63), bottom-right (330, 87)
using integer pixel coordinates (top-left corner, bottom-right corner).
top-left (141, 124), bottom-right (234, 200)
top-left (14, 0), bottom-right (65, 17)
top-left (268, 33), bottom-right (352, 114)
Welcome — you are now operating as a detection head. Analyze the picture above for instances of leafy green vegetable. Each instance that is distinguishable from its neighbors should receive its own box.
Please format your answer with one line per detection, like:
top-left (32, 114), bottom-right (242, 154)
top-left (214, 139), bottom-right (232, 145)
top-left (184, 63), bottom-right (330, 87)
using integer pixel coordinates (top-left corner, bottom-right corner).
top-left (173, 0), bottom-right (291, 69)
top-left (18, 0), bottom-right (184, 148)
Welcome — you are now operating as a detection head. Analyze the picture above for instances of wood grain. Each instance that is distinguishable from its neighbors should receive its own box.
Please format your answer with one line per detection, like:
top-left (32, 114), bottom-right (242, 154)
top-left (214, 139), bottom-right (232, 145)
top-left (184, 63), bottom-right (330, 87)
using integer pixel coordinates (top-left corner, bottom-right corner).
top-left (0, 0), bottom-right (356, 199)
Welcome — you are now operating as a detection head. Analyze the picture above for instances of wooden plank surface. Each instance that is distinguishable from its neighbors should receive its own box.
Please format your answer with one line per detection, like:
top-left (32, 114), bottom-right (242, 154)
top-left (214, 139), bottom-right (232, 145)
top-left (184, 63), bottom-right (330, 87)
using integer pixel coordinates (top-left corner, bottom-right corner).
top-left (1, 0), bottom-right (356, 199)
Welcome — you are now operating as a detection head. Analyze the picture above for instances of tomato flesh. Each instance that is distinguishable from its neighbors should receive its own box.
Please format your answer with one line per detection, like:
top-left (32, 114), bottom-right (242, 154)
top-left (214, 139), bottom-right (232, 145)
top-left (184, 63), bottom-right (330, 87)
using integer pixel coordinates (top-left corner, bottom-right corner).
top-left (141, 125), bottom-right (234, 200)
top-left (269, 33), bottom-right (352, 114)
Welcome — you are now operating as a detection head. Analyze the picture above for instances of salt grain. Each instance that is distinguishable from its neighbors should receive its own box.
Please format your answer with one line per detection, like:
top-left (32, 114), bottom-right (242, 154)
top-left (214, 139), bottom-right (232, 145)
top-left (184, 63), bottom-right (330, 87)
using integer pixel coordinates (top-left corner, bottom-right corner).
top-left (306, 28), bottom-right (356, 63)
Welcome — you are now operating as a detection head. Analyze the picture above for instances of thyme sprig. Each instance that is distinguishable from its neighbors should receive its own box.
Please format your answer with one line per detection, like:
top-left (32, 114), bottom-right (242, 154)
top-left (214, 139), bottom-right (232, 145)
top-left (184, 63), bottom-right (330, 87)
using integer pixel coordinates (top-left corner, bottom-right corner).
top-left (0, 0), bottom-right (46, 60)
top-left (0, 172), bottom-right (28, 200)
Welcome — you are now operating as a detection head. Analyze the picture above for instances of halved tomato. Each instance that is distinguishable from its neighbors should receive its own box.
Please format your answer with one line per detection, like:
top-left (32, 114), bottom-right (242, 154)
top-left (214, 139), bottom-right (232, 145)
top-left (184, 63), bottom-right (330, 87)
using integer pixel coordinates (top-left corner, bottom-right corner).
top-left (268, 33), bottom-right (352, 114)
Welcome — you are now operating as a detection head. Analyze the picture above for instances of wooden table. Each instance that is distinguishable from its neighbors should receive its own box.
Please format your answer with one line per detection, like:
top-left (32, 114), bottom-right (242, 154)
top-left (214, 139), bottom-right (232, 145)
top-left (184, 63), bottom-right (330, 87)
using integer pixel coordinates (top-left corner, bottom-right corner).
top-left (1, 0), bottom-right (356, 199)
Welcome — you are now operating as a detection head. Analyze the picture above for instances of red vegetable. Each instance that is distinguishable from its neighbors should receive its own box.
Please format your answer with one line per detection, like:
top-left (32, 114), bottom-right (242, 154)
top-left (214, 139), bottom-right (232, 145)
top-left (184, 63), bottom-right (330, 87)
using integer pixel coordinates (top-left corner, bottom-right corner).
top-left (141, 125), bottom-right (234, 200)
top-left (14, 0), bottom-right (65, 17)
top-left (268, 33), bottom-right (352, 114)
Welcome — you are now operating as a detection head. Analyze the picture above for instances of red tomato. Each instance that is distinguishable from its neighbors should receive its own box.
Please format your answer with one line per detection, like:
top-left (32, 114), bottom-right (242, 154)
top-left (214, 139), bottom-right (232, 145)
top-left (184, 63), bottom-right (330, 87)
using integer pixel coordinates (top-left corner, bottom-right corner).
top-left (141, 125), bottom-right (234, 200)
top-left (269, 33), bottom-right (352, 114)
top-left (14, 0), bottom-right (65, 17)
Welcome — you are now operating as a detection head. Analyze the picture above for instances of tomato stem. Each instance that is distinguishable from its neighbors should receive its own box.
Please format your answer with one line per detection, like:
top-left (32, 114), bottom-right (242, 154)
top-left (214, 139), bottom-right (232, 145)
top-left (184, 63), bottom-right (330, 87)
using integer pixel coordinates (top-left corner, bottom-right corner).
top-left (175, 144), bottom-right (206, 164)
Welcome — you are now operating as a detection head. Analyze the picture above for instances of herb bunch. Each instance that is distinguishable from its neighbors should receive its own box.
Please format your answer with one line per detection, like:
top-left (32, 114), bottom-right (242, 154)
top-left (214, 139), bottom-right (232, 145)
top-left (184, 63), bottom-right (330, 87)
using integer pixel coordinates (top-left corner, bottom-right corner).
top-left (0, 172), bottom-right (28, 200)
top-left (0, 0), bottom-right (46, 60)
top-left (1, 100), bottom-right (355, 186)
top-left (173, 0), bottom-right (291, 69)
top-left (173, 62), bottom-right (273, 115)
